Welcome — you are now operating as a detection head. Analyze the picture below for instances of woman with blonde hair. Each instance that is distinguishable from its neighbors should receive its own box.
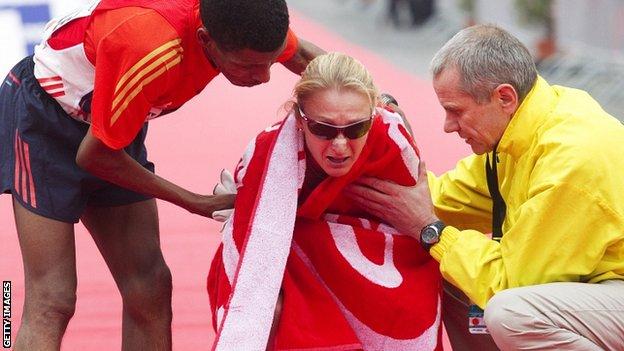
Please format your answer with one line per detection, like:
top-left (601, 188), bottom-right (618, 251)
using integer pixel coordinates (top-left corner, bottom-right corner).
top-left (208, 52), bottom-right (442, 350)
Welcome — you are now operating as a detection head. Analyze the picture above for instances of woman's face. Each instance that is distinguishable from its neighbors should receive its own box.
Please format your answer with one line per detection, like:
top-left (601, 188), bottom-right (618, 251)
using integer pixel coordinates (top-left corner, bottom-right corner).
top-left (298, 88), bottom-right (373, 178)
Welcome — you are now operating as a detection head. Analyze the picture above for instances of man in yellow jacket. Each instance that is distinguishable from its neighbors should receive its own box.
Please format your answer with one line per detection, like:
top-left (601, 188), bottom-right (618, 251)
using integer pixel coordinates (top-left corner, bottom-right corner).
top-left (347, 24), bottom-right (624, 350)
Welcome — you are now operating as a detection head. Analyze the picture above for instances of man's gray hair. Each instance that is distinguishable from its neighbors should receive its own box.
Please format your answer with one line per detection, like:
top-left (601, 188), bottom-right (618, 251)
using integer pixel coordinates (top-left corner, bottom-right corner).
top-left (430, 24), bottom-right (537, 103)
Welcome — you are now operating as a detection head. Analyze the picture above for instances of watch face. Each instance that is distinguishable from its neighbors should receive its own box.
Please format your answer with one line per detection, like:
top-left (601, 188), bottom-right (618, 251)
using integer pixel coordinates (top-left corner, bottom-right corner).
top-left (421, 227), bottom-right (440, 244)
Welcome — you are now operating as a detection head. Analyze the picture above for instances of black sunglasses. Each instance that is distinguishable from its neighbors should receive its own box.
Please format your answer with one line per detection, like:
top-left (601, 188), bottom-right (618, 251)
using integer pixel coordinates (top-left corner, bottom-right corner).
top-left (298, 107), bottom-right (373, 140)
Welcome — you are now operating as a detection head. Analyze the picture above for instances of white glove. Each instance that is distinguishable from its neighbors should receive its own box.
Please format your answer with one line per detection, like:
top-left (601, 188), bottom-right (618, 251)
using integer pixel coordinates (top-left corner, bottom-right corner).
top-left (212, 169), bottom-right (237, 222)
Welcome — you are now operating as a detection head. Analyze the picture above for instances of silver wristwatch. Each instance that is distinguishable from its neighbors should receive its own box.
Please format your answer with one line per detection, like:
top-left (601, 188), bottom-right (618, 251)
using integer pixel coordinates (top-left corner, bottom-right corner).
top-left (420, 220), bottom-right (446, 252)
top-left (380, 93), bottom-right (398, 106)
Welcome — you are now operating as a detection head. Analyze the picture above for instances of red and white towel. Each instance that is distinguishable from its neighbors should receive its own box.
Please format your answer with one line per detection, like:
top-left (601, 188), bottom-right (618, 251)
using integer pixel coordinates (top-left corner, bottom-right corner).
top-left (208, 108), bottom-right (442, 351)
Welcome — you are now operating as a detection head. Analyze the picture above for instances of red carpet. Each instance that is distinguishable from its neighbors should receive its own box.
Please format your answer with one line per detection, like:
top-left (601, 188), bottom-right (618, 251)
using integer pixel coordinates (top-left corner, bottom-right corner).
top-left (0, 10), bottom-right (469, 350)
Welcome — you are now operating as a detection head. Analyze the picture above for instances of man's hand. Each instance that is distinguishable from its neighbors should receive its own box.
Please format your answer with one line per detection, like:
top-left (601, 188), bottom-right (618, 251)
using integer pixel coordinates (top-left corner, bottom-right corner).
top-left (344, 162), bottom-right (438, 239)
top-left (186, 193), bottom-right (236, 219)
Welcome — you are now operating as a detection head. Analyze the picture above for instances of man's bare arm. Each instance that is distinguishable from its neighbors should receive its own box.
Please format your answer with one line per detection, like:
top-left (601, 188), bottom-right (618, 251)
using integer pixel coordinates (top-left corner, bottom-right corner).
top-left (281, 38), bottom-right (326, 75)
top-left (76, 129), bottom-right (234, 217)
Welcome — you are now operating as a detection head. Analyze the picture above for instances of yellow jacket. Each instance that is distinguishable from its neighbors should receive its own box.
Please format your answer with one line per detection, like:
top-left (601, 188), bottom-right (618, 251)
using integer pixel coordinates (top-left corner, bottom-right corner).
top-left (429, 77), bottom-right (624, 308)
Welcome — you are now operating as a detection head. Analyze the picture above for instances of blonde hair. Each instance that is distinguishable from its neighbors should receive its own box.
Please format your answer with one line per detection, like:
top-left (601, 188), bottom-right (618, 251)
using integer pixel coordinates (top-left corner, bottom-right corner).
top-left (293, 52), bottom-right (378, 111)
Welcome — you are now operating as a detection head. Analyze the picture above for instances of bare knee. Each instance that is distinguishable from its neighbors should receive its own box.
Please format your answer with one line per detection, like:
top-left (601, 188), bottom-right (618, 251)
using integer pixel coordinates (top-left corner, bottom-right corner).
top-left (24, 286), bottom-right (77, 327)
top-left (121, 261), bottom-right (172, 323)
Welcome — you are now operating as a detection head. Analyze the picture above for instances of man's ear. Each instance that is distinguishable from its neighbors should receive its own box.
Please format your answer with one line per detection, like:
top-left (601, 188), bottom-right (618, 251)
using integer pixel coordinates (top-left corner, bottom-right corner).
top-left (196, 27), bottom-right (213, 49)
top-left (493, 84), bottom-right (519, 115)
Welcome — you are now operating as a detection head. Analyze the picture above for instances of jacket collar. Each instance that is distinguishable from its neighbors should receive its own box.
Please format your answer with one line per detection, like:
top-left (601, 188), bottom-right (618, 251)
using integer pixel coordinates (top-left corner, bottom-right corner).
top-left (497, 76), bottom-right (559, 158)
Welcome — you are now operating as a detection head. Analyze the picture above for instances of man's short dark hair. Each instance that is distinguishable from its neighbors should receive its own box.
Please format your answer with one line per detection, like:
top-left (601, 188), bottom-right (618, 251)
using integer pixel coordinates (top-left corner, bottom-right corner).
top-left (200, 0), bottom-right (290, 53)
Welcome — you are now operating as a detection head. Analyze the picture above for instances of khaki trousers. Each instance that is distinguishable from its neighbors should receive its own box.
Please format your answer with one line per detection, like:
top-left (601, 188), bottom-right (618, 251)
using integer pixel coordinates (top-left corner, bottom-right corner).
top-left (484, 280), bottom-right (624, 350)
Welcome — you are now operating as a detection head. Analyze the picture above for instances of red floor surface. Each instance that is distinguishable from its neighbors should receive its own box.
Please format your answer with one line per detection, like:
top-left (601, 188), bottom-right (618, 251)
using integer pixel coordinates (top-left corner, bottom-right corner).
top-left (0, 11), bottom-right (470, 350)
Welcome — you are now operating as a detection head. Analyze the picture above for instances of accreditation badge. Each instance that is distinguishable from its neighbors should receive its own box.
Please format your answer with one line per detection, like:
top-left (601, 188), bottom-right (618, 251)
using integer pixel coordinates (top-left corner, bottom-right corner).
top-left (468, 304), bottom-right (489, 334)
